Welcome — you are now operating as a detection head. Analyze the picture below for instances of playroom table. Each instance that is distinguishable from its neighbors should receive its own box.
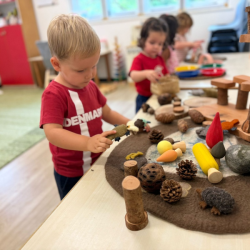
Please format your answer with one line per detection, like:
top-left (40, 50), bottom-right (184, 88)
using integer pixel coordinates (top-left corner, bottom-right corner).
top-left (22, 89), bottom-right (250, 250)
top-left (179, 52), bottom-right (250, 89)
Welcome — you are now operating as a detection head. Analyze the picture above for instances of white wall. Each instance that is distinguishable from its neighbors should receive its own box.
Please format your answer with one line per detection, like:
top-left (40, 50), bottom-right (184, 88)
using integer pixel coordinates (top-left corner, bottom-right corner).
top-left (32, 0), bottom-right (239, 78)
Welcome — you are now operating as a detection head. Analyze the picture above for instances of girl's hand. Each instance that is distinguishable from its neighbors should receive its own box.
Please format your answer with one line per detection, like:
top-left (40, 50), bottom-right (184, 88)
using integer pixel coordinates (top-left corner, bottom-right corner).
top-left (86, 130), bottom-right (116, 153)
top-left (145, 70), bottom-right (162, 83)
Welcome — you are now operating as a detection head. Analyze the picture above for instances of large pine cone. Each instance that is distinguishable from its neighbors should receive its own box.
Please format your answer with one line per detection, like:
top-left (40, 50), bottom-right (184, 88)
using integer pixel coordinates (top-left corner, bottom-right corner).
top-left (148, 129), bottom-right (164, 144)
top-left (160, 179), bottom-right (182, 203)
top-left (176, 160), bottom-right (197, 180)
top-left (155, 113), bottom-right (175, 124)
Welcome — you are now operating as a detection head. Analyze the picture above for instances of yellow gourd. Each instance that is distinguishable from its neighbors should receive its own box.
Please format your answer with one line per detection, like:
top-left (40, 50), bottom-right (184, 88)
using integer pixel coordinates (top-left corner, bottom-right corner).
top-left (192, 143), bottom-right (223, 183)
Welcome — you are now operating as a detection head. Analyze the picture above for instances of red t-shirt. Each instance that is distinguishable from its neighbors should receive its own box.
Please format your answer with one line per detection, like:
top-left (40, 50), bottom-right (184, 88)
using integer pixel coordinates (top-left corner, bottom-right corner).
top-left (130, 53), bottom-right (168, 97)
top-left (40, 80), bottom-right (107, 177)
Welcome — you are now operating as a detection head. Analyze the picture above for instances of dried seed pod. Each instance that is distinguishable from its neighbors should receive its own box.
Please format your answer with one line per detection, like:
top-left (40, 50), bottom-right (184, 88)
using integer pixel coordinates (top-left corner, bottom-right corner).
top-left (141, 103), bottom-right (150, 112)
top-left (157, 93), bottom-right (172, 105)
top-left (138, 163), bottom-right (166, 193)
top-left (177, 119), bottom-right (188, 133)
top-left (147, 107), bottom-right (155, 115)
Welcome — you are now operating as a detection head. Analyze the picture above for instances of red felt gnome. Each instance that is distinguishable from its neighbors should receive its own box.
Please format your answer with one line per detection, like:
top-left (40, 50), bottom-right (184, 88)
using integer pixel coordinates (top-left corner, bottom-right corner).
top-left (206, 112), bottom-right (223, 148)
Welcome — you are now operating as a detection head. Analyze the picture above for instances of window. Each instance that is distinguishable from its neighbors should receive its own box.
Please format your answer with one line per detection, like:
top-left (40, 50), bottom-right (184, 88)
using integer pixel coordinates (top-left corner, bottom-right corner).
top-left (185, 0), bottom-right (228, 9)
top-left (143, 0), bottom-right (179, 13)
top-left (71, 0), bottom-right (229, 21)
top-left (106, 0), bottom-right (139, 17)
top-left (71, 0), bottom-right (103, 20)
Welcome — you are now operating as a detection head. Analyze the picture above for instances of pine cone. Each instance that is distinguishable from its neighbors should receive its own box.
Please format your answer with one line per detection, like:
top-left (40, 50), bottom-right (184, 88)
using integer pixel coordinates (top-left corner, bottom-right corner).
top-left (155, 113), bottom-right (175, 124)
top-left (148, 129), bottom-right (164, 144)
top-left (176, 160), bottom-right (197, 180)
top-left (160, 179), bottom-right (182, 203)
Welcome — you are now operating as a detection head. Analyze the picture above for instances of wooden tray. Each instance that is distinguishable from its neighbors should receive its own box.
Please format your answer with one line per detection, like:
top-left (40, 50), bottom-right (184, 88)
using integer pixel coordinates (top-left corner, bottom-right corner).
top-left (194, 103), bottom-right (250, 142)
top-left (183, 97), bottom-right (217, 108)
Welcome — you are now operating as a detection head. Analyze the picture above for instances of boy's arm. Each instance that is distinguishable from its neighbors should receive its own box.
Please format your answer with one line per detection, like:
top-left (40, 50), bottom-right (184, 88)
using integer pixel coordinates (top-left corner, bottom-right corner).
top-left (162, 47), bottom-right (170, 62)
top-left (43, 123), bottom-right (116, 153)
top-left (102, 104), bottom-right (130, 125)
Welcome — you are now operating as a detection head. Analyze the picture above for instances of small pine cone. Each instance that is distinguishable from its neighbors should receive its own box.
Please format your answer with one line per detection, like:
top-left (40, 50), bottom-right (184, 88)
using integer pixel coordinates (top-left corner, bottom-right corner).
top-left (176, 160), bottom-right (197, 180)
top-left (142, 103), bottom-right (150, 112)
top-left (148, 129), bottom-right (164, 144)
top-left (160, 179), bottom-right (182, 203)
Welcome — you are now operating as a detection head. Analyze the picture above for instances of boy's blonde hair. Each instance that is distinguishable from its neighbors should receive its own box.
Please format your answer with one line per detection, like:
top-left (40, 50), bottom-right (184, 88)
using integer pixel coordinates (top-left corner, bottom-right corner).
top-left (47, 14), bottom-right (100, 60)
top-left (177, 12), bottom-right (193, 31)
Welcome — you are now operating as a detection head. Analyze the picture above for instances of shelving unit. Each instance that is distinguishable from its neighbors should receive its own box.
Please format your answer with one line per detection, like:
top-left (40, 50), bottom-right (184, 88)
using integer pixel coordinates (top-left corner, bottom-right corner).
top-left (0, 0), bottom-right (42, 85)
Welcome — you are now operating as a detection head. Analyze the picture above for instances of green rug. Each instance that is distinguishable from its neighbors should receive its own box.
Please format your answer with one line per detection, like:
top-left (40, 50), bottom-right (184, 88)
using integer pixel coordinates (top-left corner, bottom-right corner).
top-left (0, 86), bottom-right (45, 169)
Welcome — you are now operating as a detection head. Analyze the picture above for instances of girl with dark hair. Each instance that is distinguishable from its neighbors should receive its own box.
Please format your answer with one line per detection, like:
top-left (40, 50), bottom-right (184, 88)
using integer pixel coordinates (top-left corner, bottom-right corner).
top-left (129, 17), bottom-right (169, 113)
top-left (159, 14), bottom-right (179, 74)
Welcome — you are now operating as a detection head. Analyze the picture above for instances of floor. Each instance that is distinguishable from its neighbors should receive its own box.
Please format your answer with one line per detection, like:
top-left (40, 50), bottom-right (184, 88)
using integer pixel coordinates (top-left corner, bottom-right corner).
top-left (0, 82), bottom-right (137, 250)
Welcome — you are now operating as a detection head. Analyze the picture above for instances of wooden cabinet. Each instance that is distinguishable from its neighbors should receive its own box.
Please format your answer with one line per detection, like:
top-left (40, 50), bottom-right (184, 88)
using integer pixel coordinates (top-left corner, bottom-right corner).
top-left (0, 25), bottom-right (33, 84)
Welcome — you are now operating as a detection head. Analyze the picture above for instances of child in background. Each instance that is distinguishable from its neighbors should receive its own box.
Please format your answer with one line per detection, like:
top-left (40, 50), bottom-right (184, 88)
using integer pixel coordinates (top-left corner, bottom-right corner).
top-left (175, 12), bottom-right (217, 65)
top-left (130, 17), bottom-right (169, 113)
top-left (159, 14), bottom-right (179, 74)
top-left (40, 14), bottom-right (132, 200)
top-left (175, 12), bottom-right (204, 63)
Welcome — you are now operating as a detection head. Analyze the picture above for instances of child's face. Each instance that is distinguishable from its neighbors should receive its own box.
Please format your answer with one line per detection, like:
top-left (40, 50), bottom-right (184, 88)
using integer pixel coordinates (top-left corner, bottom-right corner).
top-left (144, 31), bottom-right (166, 58)
top-left (53, 52), bottom-right (100, 89)
top-left (180, 27), bottom-right (190, 35)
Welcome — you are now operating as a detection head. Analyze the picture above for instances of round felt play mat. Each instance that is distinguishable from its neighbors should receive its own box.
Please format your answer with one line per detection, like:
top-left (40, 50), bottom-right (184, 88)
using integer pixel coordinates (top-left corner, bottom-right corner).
top-left (105, 120), bottom-right (250, 234)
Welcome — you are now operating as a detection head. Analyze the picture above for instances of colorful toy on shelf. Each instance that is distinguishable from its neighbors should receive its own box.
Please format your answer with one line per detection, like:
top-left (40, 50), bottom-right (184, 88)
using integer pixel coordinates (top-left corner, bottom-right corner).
top-left (192, 143), bottom-right (223, 184)
top-left (196, 187), bottom-right (235, 215)
top-left (205, 112), bottom-right (223, 148)
top-left (156, 149), bottom-right (178, 163)
top-left (113, 36), bottom-right (126, 81)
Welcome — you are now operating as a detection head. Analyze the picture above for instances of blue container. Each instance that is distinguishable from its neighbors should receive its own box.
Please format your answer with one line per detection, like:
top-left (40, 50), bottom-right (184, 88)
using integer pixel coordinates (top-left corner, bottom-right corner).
top-left (175, 70), bottom-right (200, 78)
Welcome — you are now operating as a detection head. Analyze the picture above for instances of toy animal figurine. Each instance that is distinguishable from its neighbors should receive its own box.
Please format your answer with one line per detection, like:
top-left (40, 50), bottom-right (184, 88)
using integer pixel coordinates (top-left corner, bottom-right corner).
top-left (134, 119), bottom-right (151, 132)
top-left (106, 124), bottom-right (130, 142)
top-left (196, 187), bottom-right (235, 215)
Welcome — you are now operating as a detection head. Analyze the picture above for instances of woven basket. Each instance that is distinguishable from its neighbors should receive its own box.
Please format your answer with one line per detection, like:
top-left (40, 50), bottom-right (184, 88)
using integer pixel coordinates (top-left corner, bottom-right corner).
top-left (151, 75), bottom-right (180, 95)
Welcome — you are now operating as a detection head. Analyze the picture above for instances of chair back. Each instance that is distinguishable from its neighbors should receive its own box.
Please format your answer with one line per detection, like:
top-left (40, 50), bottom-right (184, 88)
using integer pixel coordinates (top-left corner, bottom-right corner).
top-left (36, 41), bottom-right (54, 70)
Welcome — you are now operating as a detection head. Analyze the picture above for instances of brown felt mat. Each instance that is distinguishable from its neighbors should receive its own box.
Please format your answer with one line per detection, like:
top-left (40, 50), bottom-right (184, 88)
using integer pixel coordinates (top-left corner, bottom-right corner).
top-left (105, 120), bottom-right (250, 234)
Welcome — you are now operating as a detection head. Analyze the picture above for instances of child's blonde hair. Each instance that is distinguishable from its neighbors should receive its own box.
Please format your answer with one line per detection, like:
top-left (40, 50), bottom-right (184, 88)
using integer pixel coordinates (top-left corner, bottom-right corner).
top-left (176, 12), bottom-right (193, 31)
top-left (47, 14), bottom-right (100, 60)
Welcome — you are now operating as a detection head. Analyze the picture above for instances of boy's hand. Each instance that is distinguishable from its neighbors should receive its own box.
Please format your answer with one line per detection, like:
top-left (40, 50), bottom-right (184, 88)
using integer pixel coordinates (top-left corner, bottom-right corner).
top-left (145, 70), bottom-right (162, 83)
top-left (87, 130), bottom-right (116, 153)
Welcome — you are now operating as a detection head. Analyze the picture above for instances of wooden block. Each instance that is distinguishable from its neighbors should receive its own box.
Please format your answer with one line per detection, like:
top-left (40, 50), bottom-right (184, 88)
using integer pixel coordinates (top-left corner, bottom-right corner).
top-left (239, 34), bottom-right (250, 43)
top-left (124, 160), bottom-right (138, 177)
top-left (173, 106), bottom-right (184, 113)
top-left (233, 75), bottom-right (250, 84)
top-left (241, 81), bottom-right (250, 92)
top-left (211, 78), bottom-right (235, 89)
top-left (202, 121), bottom-right (212, 126)
top-left (208, 168), bottom-right (223, 184)
top-left (173, 101), bottom-right (181, 107)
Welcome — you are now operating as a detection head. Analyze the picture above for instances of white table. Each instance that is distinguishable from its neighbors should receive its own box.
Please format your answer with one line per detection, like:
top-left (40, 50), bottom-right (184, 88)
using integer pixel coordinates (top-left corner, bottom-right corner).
top-left (22, 89), bottom-right (250, 250)
top-left (179, 52), bottom-right (250, 89)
